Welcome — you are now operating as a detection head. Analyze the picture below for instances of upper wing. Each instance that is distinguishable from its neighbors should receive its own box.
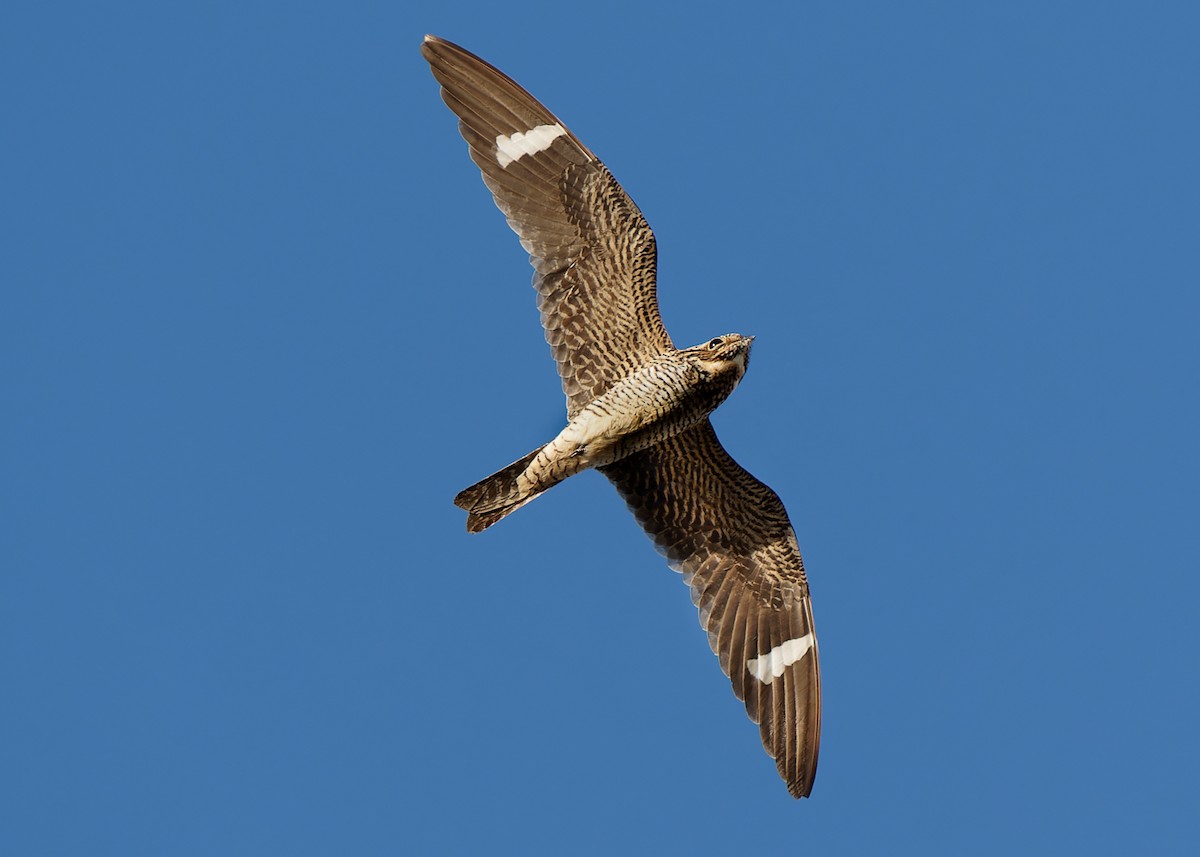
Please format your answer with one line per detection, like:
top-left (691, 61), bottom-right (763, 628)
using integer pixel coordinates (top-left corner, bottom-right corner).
top-left (421, 35), bottom-right (673, 417)
top-left (600, 420), bottom-right (821, 798)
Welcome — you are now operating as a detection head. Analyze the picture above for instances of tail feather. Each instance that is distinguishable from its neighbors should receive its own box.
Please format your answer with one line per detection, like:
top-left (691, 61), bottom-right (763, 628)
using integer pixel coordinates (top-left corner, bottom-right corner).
top-left (455, 445), bottom-right (549, 533)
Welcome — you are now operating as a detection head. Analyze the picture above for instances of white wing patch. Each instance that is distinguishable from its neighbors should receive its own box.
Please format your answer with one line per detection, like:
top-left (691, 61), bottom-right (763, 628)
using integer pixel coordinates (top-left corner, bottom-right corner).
top-left (495, 123), bottom-right (566, 168)
top-left (747, 633), bottom-right (814, 685)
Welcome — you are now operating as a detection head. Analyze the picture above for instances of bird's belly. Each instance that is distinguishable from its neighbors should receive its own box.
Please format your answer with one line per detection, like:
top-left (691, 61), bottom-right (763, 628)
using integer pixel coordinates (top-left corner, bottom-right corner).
top-left (520, 361), bottom-right (727, 492)
top-left (561, 380), bottom-right (711, 467)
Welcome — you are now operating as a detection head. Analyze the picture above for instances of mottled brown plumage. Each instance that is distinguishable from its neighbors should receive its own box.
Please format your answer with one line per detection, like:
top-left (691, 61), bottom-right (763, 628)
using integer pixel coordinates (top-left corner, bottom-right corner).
top-left (424, 35), bottom-right (821, 798)
top-left (602, 422), bottom-right (821, 798)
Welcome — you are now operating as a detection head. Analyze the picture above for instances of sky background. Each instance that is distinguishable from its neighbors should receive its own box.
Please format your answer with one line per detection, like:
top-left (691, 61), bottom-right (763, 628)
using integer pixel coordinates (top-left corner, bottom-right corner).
top-left (3, 1), bottom-right (1198, 854)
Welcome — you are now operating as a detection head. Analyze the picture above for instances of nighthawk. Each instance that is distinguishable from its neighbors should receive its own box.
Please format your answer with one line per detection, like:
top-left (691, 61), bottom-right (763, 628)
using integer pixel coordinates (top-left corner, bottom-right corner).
top-left (422, 35), bottom-right (821, 798)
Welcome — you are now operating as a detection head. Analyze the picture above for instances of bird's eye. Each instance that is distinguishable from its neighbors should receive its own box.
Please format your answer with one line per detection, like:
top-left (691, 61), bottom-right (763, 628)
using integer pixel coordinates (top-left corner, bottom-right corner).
top-left (708, 337), bottom-right (723, 349)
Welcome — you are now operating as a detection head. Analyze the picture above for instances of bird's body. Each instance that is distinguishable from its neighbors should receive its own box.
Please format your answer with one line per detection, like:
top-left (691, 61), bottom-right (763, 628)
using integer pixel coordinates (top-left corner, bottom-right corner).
top-left (456, 336), bottom-right (752, 531)
top-left (422, 35), bottom-right (823, 798)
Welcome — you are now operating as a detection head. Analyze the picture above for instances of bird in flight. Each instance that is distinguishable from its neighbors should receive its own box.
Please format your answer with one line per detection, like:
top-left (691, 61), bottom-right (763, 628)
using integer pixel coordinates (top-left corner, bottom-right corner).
top-left (422, 35), bottom-right (821, 798)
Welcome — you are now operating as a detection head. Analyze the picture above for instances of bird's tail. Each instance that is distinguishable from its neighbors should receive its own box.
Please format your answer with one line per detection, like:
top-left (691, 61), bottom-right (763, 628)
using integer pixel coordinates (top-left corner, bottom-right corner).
top-left (454, 445), bottom-right (552, 533)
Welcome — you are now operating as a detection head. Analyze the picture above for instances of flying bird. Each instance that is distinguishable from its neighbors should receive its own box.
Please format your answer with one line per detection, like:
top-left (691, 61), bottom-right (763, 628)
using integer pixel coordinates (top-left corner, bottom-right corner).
top-left (422, 35), bottom-right (821, 798)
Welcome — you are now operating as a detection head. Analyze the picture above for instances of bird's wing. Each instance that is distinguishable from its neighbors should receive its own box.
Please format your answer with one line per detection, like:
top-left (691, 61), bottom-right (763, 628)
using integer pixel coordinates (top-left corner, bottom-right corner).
top-left (421, 36), bottom-right (673, 418)
top-left (600, 420), bottom-right (821, 798)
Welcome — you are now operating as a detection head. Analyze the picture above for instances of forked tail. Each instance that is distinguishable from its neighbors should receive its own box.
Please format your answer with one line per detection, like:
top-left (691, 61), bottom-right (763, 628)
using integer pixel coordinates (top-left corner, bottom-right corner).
top-left (454, 445), bottom-right (551, 533)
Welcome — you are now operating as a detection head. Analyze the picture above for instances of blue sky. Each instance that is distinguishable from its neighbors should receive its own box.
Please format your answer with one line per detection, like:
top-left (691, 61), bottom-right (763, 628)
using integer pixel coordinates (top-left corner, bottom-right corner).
top-left (3, 1), bottom-right (1198, 854)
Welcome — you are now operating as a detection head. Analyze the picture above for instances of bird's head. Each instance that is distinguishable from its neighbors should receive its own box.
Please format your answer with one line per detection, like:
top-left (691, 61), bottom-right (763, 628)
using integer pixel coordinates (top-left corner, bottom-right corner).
top-left (686, 333), bottom-right (754, 380)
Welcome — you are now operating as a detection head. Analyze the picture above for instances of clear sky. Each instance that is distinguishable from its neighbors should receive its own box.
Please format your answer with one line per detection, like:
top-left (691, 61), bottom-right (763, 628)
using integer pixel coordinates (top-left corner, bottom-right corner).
top-left (3, 1), bottom-right (1198, 854)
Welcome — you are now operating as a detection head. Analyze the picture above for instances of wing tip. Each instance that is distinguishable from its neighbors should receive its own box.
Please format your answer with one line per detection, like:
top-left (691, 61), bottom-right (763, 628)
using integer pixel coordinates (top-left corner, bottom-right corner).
top-left (786, 779), bottom-right (814, 799)
top-left (421, 34), bottom-right (456, 61)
